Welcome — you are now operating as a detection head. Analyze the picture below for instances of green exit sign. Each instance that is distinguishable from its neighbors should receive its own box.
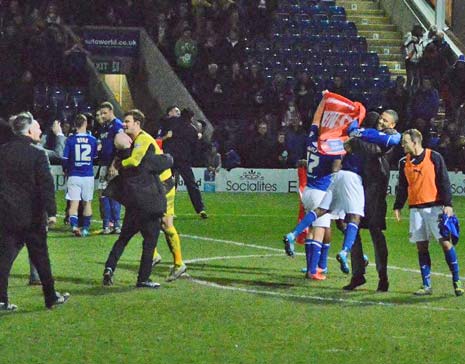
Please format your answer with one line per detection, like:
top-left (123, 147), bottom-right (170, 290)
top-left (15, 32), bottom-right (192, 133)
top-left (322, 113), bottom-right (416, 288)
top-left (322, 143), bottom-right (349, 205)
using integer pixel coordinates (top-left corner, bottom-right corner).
top-left (94, 60), bottom-right (121, 74)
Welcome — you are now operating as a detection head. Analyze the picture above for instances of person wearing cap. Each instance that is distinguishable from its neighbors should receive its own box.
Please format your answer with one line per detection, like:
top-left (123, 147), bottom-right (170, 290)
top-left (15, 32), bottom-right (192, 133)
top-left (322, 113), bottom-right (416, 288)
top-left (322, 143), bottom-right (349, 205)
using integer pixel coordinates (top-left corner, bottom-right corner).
top-left (394, 128), bottom-right (464, 296)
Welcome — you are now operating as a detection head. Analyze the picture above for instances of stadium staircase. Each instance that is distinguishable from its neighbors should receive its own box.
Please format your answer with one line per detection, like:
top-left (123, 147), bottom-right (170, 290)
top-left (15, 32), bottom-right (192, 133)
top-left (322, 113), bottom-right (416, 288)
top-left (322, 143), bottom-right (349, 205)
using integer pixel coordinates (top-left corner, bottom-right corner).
top-left (338, 0), bottom-right (406, 78)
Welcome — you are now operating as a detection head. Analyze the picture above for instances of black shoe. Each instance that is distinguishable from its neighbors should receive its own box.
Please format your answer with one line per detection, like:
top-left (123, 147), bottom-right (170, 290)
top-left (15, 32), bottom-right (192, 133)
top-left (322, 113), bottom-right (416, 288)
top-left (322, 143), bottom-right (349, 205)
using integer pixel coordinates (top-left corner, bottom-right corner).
top-left (28, 279), bottom-right (42, 286)
top-left (343, 276), bottom-right (366, 291)
top-left (136, 280), bottom-right (161, 289)
top-left (377, 279), bottom-right (389, 292)
top-left (0, 302), bottom-right (18, 311)
top-left (103, 267), bottom-right (113, 286)
top-left (47, 292), bottom-right (70, 309)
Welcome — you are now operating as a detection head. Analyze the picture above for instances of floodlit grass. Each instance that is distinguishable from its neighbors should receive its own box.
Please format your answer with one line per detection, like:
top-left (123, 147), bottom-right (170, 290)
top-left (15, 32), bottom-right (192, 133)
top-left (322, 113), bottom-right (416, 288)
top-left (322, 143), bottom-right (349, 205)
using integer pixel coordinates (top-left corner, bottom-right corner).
top-left (1, 191), bottom-right (465, 364)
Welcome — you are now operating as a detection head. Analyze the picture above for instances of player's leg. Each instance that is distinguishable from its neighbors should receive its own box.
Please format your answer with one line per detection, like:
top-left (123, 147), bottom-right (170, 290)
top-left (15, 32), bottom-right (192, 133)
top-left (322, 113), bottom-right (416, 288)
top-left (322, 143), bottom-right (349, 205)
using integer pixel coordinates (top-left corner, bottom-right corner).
top-left (109, 199), bottom-right (122, 234)
top-left (370, 227), bottom-right (389, 292)
top-left (427, 207), bottom-right (463, 296)
top-left (161, 187), bottom-right (186, 281)
top-left (410, 208), bottom-right (432, 295)
top-left (80, 176), bottom-right (95, 237)
top-left (305, 226), bottom-right (326, 280)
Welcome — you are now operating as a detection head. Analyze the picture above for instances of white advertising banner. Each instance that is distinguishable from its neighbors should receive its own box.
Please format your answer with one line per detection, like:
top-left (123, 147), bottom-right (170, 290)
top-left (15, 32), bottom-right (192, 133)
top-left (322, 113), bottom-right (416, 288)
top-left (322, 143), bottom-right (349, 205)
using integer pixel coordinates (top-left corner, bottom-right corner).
top-left (50, 166), bottom-right (465, 196)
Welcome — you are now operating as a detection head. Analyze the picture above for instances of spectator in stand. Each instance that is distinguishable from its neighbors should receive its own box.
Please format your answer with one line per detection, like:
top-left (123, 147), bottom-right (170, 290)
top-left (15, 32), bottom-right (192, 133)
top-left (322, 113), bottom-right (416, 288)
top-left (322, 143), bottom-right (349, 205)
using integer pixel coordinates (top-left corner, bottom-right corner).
top-left (206, 141), bottom-right (222, 173)
top-left (266, 72), bottom-right (292, 117)
top-left (422, 25), bottom-right (437, 47)
top-left (219, 27), bottom-right (246, 68)
top-left (444, 55), bottom-right (465, 119)
top-left (244, 120), bottom-right (275, 168)
top-left (294, 72), bottom-right (317, 127)
top-left (410, 77), bottom-right (439, 124)
top-left (175, 26), bottom-right (198, 91)
top-left (282, 99), bottom-right (302, 129)
top-left (433, 32), bottom-right (455, 66)
top-left (247, 0), bottom-right (277, 39)
top-left (384, 76), bottom-right (409, 130)
top-left (247, 63), bottom-right (266, 97)
top-left (329, 75), bottom-right (349, 99)
top-left (116, 0), bottom-right (143, 27)
top-left (195, 63), bottom-right (227, 123)
top-left (153, 12), bottom-right (171, 58)
top-left (274, 130), bottom-right (289, 168)
top-left (284, 117), bottom-right (307, 167)
top-left (197, 34), bottom-right (223, 71)
top-left (419, 42), bottom-right (449, 90)
top-left (403, 24), bottom-right (424, 95)
top-left (225, 61), bottom-right (247, 118)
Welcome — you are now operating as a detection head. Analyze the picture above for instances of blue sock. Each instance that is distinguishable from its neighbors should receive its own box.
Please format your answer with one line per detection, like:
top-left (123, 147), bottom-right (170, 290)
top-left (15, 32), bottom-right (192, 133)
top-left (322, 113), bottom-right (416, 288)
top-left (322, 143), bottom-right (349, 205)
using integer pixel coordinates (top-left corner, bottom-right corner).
top-left (342, 223), bottom-right (359, 252)
top-left (83, 215), bottom-right (91, 230)
top-left (110, 199), bottom-right (121, 227)
top-left (309, 240), bottom-right (323, 275)
top-left (418, 251), bottom-right (432, 288)
top-left (319, 243), bottom-right (330, 271)
top-left (293, 211), bottom-right (317, 236)
top-left (101, 197), bottom-right (111, 228)
top-left (69, 215), bottom-right (78, 229)
top-left (305, 239), bottom-right (313, 274)
top-left (444, 247), bottom-right (460, 282)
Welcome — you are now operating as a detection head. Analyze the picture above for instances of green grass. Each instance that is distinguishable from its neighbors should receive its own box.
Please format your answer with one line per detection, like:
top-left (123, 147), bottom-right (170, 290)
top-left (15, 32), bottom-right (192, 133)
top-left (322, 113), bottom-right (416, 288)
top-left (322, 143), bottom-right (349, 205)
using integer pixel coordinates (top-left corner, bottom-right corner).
top-left (1, 191), bottom-right (465, 364)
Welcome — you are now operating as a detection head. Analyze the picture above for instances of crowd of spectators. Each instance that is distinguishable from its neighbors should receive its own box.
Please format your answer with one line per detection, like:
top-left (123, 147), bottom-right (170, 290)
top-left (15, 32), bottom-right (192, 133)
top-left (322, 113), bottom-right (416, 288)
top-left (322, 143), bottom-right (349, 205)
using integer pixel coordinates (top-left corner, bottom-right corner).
top-left (2, 0), bottom-right (465, 171)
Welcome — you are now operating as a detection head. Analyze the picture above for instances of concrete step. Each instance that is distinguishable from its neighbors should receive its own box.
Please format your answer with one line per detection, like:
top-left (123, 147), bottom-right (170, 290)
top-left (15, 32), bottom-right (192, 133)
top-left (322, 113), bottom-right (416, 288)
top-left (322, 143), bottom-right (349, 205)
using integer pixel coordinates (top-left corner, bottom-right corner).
top-left (370, 45), bottom-right (403, 54)
top-left (380, 60), bottom-right (405, 71)
top-left (337, 1), bottom-right (381, 11)
top-left (378, 53), bottom-right (404, 62)
top-left (346, 9), bottom-right (385, 16)
top-left (366, 38), bottom-right (403, 46)
top-left (348, 15), bottom-right (391, 25)
top-left (357, 23), bottom-right (398, 32)
top-left (359, 30), bottom-right (402, 39)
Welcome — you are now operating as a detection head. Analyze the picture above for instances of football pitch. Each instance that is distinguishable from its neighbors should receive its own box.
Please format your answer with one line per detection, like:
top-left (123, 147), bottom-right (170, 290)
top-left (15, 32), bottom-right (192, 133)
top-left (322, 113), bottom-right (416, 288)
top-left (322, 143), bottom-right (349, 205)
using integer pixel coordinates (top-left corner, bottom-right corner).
top-left (1, 191), bottom-right (465, 364)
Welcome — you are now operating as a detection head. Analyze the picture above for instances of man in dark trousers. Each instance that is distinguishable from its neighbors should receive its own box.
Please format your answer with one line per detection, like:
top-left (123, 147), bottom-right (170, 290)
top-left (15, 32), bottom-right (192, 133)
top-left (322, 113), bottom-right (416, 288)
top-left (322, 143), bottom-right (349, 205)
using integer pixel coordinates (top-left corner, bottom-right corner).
top-left (343, 110), bottom-right (400, 292)
top-left (163, 108), bottom-right (207, 219)
top-left (102, 110), bottom-right (171, 288)
top-left (0, 112), bottom-right (69, 311)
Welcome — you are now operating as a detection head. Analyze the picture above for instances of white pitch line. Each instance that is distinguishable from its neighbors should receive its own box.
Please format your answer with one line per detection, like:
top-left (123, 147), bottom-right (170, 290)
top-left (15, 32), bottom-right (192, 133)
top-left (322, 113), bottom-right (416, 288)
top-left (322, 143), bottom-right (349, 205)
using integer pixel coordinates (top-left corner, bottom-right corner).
top-left (181, 234), bottom-right (461, 279)
top-left (187, 274), bottom-right (463, 312)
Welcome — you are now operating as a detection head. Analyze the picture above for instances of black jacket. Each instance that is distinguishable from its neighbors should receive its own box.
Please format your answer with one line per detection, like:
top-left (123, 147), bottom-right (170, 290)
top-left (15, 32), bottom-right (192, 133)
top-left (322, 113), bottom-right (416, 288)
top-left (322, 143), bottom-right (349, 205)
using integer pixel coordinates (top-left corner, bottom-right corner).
top-left (104, 146), bottom-right (173, 216)
top-left (347, 136), bottom-right (392, 229)
top-left (0, 135), bottom-right (56, 231)
top-left (163, 118), bottom-right (199, 165)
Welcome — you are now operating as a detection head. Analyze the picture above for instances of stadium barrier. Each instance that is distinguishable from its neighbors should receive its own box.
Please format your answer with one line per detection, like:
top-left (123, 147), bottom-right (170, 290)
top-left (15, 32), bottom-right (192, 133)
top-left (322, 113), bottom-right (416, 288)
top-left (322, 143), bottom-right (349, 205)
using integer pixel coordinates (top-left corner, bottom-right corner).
top-left (50, 166), bottom-right (465, 196)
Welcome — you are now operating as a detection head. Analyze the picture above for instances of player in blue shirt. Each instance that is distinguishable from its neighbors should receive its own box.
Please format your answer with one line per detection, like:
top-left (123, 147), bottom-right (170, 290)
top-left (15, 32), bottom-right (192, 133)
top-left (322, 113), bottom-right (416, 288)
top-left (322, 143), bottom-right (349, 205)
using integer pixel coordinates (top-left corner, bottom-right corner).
top-left (63, 114), bottom-right (98, 237)
top-left (297, 124), bottom-right (341, 280)
top-left (284, 118), bottom-right (401, 274)
top-left (97, 102), bottom-right (124, 234)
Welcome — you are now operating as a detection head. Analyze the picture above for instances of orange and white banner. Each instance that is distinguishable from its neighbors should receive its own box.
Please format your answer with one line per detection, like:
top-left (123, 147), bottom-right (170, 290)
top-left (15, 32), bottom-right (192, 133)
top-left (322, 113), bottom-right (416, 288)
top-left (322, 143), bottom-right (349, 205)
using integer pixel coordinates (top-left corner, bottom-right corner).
top-left (314, 92), bottom-right (366, 155)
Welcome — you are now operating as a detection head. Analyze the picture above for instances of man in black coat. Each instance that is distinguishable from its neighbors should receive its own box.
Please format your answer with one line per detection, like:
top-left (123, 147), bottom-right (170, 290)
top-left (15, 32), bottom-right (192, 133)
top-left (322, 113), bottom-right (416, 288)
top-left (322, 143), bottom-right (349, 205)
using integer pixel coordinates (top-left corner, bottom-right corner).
top-left (343, 110), bottom-right (399, 292)
top-left (0, 112), bottom-right (69, 310)
top-left (162, 108), bottom-right (207, 218)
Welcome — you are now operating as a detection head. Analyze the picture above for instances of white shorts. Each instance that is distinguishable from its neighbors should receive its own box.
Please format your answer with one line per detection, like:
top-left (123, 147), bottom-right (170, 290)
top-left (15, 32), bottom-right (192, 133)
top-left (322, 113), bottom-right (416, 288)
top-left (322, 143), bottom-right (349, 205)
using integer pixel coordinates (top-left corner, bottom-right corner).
top-left (301, 187), bottom-right (331, 228)
top-left (319, 170), bottom-right (365, 217)
top-left (409, 206), bottom-right (443, 243)
top-left (66, 176), bottom-right (95, 201)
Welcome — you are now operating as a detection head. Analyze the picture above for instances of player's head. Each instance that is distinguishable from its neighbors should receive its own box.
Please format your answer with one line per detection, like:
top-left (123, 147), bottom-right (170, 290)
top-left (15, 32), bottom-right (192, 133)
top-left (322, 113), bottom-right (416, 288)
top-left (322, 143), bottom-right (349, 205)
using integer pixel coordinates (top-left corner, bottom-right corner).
top-left (74, 113), bottom-right (87, 131)
top-left (95, 109), bottom-right (104, 126)
top-left (123, 109), bottom-right (145, 137)
top-left (377, 109), bottom-right (398, 131)
top-left (364, 111), bottom-right (380, 129)
top-left (99, 101), bottom-right (115, 122)
top-left (9, 111), bottom-right (42, 142)
top-left (166, 105), bottom-right (181, 118)
top-left (402, 128), bottom-right (423, 155)
top-left (114, 132), bottom-right (133, 150)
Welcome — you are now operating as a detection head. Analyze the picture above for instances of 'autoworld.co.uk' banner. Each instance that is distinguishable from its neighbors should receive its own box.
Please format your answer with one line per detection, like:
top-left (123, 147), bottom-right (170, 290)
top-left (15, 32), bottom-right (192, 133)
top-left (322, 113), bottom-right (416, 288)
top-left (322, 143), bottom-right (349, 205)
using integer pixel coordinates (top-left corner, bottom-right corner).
top-left (82, 28), bottom-right (139, 57)
top-left (50, 167), bottom-right (465, 196)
